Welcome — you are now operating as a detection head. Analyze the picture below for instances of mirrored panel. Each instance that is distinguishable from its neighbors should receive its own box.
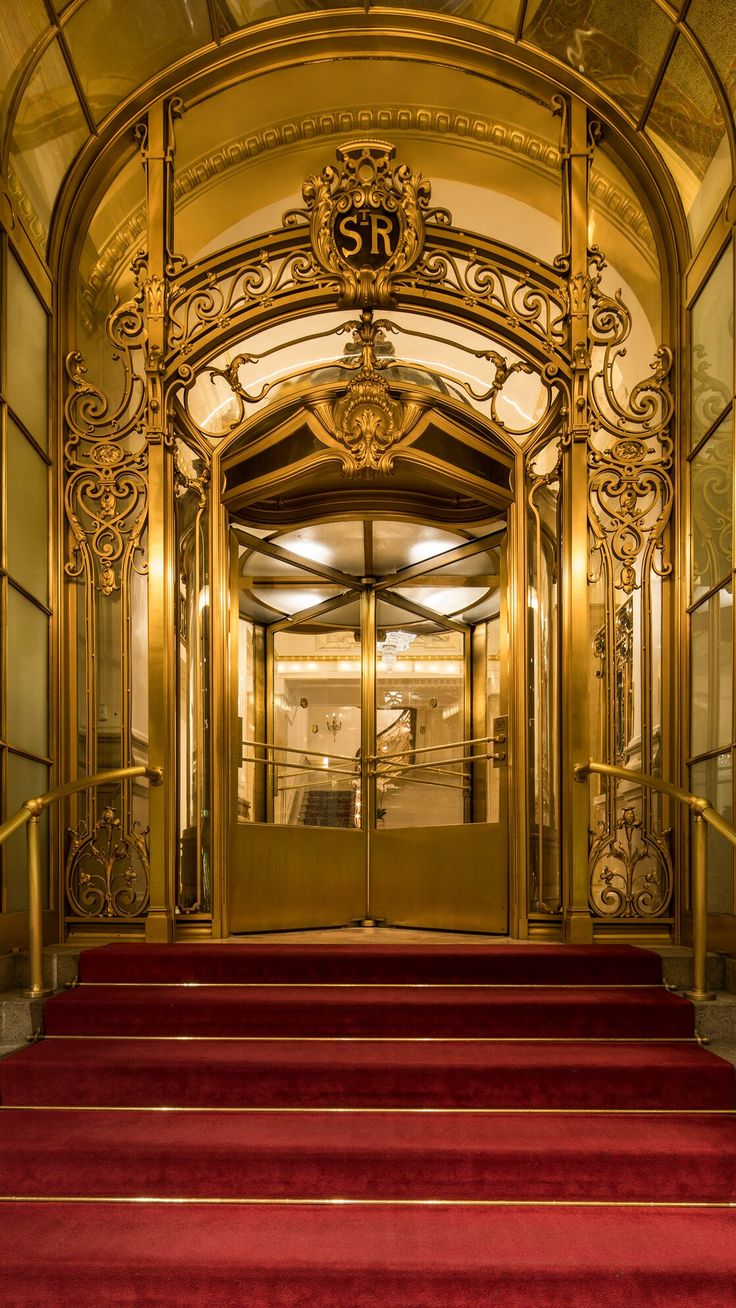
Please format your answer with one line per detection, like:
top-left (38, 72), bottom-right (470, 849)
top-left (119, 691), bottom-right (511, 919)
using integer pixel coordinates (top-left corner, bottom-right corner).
top-left (690, 754), bottom-right (734, 915)
top-left (691, 583), bottom-right (733, 758)
top-left (4, 755), bottom-right (49, 913)
top-left (691, 413), bottom-right (733, 601)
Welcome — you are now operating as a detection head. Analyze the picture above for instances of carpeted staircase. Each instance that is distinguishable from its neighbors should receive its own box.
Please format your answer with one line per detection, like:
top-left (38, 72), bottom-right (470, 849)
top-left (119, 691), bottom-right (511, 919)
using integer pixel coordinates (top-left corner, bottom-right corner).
top-left (1, 941), bottom-right (736, 1304)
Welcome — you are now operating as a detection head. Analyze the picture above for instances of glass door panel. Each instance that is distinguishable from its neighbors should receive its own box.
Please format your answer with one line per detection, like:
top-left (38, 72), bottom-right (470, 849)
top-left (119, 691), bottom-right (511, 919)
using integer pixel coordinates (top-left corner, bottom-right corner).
top-left (374, 621), bottom-right (467, 828)
top-left (271, 626), bottom-right (361, 828)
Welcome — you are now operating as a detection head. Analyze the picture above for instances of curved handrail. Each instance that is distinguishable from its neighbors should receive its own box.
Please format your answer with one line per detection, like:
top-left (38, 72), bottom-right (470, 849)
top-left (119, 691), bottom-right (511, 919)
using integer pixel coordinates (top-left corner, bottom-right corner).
top-left (0, 765), bottom-right (163, 999)
top-left (574, 759), bottom-right (736, 1001)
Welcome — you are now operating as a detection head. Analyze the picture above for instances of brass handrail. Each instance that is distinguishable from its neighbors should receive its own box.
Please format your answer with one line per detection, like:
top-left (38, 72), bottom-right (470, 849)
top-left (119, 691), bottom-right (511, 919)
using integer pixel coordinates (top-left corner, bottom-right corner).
top-left (574, 760), bottom-right (736, 1002)
top-left (0, 765), bottom-right (163, 1000)
top-left (369, 733), bottom-right (504, 763)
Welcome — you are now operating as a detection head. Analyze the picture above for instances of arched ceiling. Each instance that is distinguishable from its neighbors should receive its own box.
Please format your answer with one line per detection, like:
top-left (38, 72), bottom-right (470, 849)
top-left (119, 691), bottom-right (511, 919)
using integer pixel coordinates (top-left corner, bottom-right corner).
top-left (2, 1), bottom-right (734, 267)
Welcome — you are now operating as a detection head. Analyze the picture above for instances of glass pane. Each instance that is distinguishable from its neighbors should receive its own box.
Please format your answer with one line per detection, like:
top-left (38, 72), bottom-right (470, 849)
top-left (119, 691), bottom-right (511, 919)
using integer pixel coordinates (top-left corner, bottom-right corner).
top-left (687, 0), bottom-right (736, 117)
top-left (691, 242), bottom-right (733, 447)
top-left (175, 457), bottom-right (211, 912)
top-left (0, 0), bottom-right (49, 145)
top-left (691, 414), bottom-right (733, 601)
top-left (9, 37), bottom-right (88, 251)
top-left (6, 588), bottom-right (49, 757)
top-left (690, 584), bottom-right (733, 757)
top-left (690, 755), bottom-right (734, 915)
top-left (524, 0), bottom-right (673, 120)
top-left (6, 419), bottom-right (48, 602)
top-left (5, 253), bottom-right (48, 446)
top-left (237, 617), bottom-right (259, 822)
top-left (4, 755), bottom-right (49, 913)
top-left (66, 0), bottom-right (212, 122)
top-left (646, 35), bottom-right (731, 244)
top-left (375, 624), bottom-right (466, 829)
top-left (589, 143), bottom-right (662, 341)
top-left (272, 625), bottom-right (361, 828)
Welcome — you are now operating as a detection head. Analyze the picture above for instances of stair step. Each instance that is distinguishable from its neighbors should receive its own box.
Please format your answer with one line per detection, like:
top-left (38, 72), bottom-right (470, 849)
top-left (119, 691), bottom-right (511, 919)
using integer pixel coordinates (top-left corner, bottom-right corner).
top-left (44, 984), bottom-right (695, 1039)
top-left (1, 1106), bottom-right (735, 1201)
top-left (78, 942), bottom-right (664, 986)
top-left (3, 1201), bottom-right (736, 1307)
top-left (2, 1037), bottom-right (732, 1109)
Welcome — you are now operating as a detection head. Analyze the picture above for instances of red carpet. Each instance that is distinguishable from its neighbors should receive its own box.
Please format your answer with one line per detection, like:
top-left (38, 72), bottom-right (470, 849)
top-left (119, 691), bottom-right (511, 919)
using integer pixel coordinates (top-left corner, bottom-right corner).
top-left (1, 940), bottom-right (735, 1304)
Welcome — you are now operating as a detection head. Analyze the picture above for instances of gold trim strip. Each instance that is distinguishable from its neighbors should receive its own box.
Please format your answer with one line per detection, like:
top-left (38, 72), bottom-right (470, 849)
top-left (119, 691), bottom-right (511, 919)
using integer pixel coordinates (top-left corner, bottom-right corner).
top-left (0, 1195), bottom-right (734, 1209)
top-left (42, 1035), bottom-right (702, 1044)
top-left (2, 1105), bottom-right (733, 1115)
top-left (76, 982), bottom-right (668, 990)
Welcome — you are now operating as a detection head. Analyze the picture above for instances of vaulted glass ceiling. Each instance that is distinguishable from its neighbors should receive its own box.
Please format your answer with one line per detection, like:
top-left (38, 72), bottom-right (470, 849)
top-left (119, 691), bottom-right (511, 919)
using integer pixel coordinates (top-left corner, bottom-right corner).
top-left (3, 0), bottom-right (734, 258)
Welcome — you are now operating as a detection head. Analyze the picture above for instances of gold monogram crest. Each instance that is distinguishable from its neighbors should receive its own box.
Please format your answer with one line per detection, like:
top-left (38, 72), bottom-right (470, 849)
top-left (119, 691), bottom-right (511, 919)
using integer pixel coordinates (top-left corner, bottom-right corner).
top-left (297, 140), bottom-right (433, 308)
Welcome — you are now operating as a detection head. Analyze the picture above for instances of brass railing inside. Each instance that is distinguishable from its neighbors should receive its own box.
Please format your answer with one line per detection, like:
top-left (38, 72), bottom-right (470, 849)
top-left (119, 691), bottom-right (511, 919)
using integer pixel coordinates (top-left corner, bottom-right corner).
top-left (575, 760), bottom-right (736, 1002)
top-left (0, 765), bottom-right (164, 999)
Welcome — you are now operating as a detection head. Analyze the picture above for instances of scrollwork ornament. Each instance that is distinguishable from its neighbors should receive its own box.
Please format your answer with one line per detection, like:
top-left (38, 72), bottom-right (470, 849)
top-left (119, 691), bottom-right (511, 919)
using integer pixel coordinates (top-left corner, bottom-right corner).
top-left (65, 806), bottom-right (150, 919)
top-left (585, 250), bottom-right (674, 597)
top-left (589, 805), bottom-right (672, 919)
top-left (65, 441), bottom-right (148, 595)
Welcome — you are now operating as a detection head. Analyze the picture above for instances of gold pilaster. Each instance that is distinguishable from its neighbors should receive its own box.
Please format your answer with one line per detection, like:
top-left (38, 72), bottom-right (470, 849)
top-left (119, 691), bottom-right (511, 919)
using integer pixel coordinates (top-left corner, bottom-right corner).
top-left (561, 99), bottom-right (594, 943)
top-left (140, 100), bottom-right (179, 942)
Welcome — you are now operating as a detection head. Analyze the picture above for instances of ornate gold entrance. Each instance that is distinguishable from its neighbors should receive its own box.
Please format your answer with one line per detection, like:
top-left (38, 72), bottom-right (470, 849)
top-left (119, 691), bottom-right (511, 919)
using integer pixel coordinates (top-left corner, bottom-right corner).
top-left (58, 58), bottom-right (677, 945)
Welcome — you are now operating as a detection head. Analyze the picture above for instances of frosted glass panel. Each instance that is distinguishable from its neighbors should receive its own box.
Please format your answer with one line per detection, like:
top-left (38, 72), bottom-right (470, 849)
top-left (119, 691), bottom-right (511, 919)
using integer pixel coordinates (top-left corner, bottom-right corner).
top-left (690, 755), bottom-right (734, 915)
top-left (5, 254), bottom-right (48, 446)
top-left (5, 755), bottom-right (49, 913)
top-left (690, 584), bottom-right (733, 757)
top-left (6, 588), bottom-right (49, 757)
top-left (6, 420), bottom-right (49, 603)
top-left (691, 243), bottom-right (733, 447)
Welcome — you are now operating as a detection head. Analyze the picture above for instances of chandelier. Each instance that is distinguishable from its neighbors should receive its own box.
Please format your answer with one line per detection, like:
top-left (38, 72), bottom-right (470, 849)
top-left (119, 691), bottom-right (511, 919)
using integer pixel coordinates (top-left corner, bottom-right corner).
top-left (377, 630), bottom-right (416, 669)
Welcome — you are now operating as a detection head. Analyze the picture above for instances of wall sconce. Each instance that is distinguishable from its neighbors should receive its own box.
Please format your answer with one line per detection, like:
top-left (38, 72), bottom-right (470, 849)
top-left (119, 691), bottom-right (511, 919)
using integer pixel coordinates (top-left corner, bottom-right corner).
top-left (325, 712), bottom-right (343, 740)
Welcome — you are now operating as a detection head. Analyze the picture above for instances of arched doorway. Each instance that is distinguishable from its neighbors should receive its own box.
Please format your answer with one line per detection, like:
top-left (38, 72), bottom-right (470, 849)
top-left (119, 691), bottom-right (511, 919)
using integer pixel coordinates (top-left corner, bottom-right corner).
top-left (228, 503), bottom-right (509, 932)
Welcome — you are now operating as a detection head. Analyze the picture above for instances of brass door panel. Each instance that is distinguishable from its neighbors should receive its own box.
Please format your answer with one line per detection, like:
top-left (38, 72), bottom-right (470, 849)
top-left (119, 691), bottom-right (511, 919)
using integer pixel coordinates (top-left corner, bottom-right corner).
top-left (229, 822), bottom-right (365, 931)
top-left (370, 823), bottom-right (507, 933)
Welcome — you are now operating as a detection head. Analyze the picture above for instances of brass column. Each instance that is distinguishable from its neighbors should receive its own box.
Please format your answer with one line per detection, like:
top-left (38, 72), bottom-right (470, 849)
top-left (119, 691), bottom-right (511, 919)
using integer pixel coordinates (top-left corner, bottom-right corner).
top-left (141, 100), bottom-right (178, 942)
top-left (561, 99), bottom-right (594, 943)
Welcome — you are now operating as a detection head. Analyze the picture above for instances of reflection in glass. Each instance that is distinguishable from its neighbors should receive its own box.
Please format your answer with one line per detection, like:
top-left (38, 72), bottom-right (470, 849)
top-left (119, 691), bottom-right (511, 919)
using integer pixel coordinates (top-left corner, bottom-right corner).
top-left (7, 588), bottom-right (49, 759)
top-left (691, 414), bottom-right (733, 600)
top-left (65, 0), bottom-right (211, 122)
top-left (690, 755), bottom-right (734, 914)
top-left (646, 35), bottom-right (731, 243)
top-left (525, 0), bottom-right (672, 121)
top-left (272, 626), bottom-right (361, 828)
top-left (690, 584), bottom-right (733, 758)
top-left (375, 625), bottom-right (466, 829)
top-left (6, 254), bottom-right (48, 446)
top-left (690, 243), bottom-right (733, 447)
top-left (687, 0), bottom-right (736, 117)
top-left (0, 0), bottom-right (49, 145)
top-left (6, 419), bottom-right (49, 604)
top-left (9, 37), bottom-right (87, 251)
top-left (5, 756), bottom-right (49, 913)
